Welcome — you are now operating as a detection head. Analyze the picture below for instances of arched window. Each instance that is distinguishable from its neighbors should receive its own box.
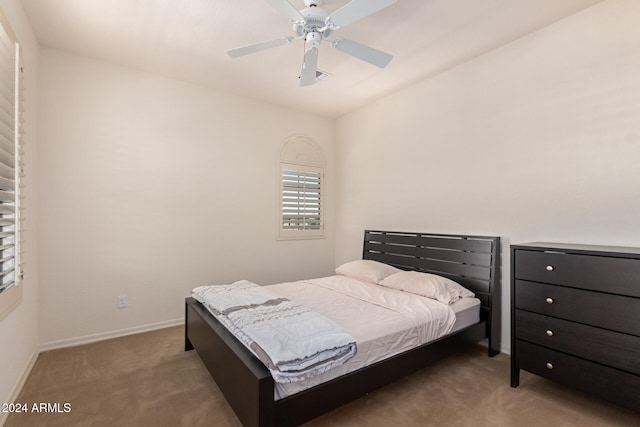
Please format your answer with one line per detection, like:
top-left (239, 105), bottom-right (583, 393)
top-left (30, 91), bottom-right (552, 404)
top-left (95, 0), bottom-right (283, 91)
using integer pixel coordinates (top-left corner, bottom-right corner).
top-left (278, 135), bottom-right (324, 240)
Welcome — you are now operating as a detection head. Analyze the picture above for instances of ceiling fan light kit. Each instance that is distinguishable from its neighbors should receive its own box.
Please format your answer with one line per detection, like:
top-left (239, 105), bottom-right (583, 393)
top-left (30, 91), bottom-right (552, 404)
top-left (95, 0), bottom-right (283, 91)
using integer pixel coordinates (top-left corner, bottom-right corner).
top-left (226, 0), bottom-right (397, 86)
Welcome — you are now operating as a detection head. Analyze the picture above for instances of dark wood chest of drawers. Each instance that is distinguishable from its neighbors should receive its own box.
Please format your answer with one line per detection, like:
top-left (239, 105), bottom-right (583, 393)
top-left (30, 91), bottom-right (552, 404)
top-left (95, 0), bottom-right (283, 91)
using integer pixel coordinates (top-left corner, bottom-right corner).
top-left (510, 242), bottom-right (640, 412)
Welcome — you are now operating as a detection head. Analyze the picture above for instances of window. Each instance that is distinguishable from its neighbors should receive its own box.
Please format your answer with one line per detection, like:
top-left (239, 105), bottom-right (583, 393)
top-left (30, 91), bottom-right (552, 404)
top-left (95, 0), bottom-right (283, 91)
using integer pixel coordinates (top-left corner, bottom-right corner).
top-left (281, 164), bottom-right (322, 231)
top-left (0, 8), bottom-right (24, 321)
top-left (278, 136), bottom-right (324, 240)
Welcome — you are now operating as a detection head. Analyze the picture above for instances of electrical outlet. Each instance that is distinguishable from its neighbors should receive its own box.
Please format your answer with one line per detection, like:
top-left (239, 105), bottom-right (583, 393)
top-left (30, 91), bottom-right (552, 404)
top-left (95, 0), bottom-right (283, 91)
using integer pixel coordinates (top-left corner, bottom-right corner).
top-left (117, 295), bottom-right (127, 309)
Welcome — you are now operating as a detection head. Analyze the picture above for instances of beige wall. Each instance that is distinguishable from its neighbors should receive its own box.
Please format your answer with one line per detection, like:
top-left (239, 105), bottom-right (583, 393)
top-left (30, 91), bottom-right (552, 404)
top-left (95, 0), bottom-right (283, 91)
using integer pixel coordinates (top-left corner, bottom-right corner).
top-left (37, 49), bottom-right (336, 347)
top-left (335, 0), bottom-right (640, 352)
top-left (0, 0), bottom-right (39, 421)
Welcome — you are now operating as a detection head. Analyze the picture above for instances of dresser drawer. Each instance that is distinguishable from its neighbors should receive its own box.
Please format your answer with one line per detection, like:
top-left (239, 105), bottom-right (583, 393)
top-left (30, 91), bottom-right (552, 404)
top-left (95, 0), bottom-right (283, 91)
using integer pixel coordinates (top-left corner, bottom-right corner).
top-left (514, 280), bottom-right (640, 336)
top-left (515, 310), bottom-right (640, 375)
top-left (514, 250), bottom-right (640, 297)
top-left (515, 340), bottom-right (640, 411)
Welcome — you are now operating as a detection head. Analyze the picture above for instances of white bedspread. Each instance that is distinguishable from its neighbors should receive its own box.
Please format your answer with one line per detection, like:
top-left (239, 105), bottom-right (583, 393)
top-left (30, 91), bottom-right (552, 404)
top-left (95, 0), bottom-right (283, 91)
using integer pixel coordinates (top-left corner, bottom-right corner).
top-left (191, 280), bottom-right (357, 383)
top-left (268, 275), bottom-right (457, 399)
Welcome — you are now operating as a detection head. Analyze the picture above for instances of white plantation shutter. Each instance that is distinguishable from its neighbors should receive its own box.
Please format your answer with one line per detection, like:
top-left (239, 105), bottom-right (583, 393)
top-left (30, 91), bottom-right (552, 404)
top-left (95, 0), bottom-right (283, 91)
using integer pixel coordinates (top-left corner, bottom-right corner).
top-left (281, 165), bottom-right (323, 232)
top-left (0, 11), bottom-right (23, 297)
top-left (282, 168), bottom-right (321, 230)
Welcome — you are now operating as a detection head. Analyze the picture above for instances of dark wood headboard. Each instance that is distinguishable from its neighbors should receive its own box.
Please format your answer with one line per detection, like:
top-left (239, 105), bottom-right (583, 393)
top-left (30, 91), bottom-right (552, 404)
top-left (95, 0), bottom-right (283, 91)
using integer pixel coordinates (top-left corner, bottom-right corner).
top-left (362, 230), bottom-right (501, 354)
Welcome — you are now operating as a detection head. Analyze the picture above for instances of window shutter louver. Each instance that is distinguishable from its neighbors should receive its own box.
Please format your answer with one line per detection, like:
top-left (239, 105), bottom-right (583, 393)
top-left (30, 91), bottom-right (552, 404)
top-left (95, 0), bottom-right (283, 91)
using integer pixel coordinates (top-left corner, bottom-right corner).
top-left (281, 167), bottom-right (322, 231)
top-left (279, 163), bottom-right (323, 238)
top-left (0, 16), bottom-right (22, 296)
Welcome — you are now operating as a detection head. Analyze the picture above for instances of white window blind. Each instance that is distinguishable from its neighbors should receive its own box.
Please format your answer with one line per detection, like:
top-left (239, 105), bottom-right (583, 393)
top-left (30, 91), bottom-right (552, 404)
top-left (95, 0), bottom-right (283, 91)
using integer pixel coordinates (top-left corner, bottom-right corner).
top-left (280, 163), bottom-right (323, 238)
top-left (0, 13), bottom-right (23, 297)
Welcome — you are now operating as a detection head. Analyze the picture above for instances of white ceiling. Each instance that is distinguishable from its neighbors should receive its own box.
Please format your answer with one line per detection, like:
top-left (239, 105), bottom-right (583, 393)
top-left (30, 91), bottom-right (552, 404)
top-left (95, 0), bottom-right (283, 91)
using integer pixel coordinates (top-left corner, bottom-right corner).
top-left (21, 0), bottom-right (603, 118)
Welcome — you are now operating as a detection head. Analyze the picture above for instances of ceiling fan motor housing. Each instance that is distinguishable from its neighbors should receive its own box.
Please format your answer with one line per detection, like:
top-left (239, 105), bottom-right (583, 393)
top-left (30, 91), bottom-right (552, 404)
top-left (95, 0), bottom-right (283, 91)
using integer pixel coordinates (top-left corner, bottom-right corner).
top-left (293, 6), bottom-right (332, 39)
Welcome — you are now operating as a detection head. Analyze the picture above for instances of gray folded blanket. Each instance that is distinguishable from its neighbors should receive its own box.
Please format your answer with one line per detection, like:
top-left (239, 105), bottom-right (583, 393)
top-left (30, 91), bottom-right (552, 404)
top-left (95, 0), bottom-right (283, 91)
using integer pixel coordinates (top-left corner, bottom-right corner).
top-left (192, 280), bottom-right (357, 383)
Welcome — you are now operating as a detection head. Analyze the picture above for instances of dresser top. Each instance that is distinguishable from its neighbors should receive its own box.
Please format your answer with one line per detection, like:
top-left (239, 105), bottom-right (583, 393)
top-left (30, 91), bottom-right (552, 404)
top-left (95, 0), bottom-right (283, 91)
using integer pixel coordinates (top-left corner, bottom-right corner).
top-left (512, 242), bottom-right (640, 258)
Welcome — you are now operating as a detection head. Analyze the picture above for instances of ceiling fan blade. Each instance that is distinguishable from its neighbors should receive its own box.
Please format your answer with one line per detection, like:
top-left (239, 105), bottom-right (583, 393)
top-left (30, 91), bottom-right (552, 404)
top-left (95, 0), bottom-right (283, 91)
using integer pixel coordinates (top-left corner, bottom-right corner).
top-left (300, 48), bottom-right (319, 87)
top-left (326, 0), bottom-right (397, 29)
top-left (264, 0), bottom-right (305, 23)
top-left (332, 38), bottom-right (393, 68)
top-left (226, 37), bottom-right (293, 58)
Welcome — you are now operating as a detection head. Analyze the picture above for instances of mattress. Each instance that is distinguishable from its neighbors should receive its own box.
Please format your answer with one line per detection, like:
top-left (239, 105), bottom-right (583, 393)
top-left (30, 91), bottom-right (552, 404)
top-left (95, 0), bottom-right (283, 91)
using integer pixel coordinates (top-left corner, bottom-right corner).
top-left (266, 275), bottom-right (481, 399)
top-left (450, 296), bottom-right (481, 333)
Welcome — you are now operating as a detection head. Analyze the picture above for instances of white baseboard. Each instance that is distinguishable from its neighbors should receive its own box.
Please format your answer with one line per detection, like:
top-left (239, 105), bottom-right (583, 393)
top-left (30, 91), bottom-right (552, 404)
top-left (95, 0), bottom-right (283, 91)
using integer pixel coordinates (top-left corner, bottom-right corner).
top-left (39, 318), bottom-right (184, 352)
top-left (0, 346), bottom-right (39, 427)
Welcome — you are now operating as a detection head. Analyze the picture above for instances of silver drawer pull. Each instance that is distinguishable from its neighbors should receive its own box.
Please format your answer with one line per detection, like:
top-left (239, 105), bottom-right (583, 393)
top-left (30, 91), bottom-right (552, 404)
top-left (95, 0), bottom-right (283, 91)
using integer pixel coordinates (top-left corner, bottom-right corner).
top-left (546, 265), bottom-right (554, 271)
top-left (546, 330), bottom-right (554, 337)
top-left (546, 297), bottom-right (554, 304)
top-left (546, 362), bottom-right (554, 370)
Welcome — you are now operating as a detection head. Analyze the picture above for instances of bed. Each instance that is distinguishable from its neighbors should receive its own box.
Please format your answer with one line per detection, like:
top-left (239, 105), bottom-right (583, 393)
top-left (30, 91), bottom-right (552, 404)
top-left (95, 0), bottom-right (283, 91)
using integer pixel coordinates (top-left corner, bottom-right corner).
top-left (185, 230), bottom-right (501, 427)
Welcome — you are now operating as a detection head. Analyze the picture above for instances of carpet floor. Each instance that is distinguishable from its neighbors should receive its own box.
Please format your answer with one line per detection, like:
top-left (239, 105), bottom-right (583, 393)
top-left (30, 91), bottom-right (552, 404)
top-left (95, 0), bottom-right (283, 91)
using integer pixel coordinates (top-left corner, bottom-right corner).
top-left (5, 326), bottom-right (640, 426)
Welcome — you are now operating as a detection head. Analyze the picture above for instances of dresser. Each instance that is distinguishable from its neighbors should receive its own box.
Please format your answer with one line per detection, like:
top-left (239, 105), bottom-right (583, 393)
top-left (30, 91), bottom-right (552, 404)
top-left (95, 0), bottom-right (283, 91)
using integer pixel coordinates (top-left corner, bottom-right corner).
top-left (510, 242), bottom-right (640, 412)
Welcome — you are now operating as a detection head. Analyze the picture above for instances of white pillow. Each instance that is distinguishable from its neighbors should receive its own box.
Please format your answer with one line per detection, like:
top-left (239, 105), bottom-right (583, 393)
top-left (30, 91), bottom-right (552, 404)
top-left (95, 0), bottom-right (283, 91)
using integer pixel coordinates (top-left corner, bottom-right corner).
top-left (335, 260), bottom-right (400, 284)
top-left (378, 271), bottom-right (474, 304)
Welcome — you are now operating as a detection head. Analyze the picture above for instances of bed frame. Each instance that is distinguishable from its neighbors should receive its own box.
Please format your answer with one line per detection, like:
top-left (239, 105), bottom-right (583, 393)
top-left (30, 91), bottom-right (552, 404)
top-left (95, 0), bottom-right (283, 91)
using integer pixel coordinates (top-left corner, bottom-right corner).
top-left (185, 230), bottom-right (501, 427)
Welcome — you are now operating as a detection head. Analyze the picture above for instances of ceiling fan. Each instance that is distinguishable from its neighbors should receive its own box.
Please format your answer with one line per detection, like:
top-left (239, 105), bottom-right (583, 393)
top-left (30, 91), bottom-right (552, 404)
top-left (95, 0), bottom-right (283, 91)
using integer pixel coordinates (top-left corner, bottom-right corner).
top-left (226, 0), bottom-right (397, 86)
